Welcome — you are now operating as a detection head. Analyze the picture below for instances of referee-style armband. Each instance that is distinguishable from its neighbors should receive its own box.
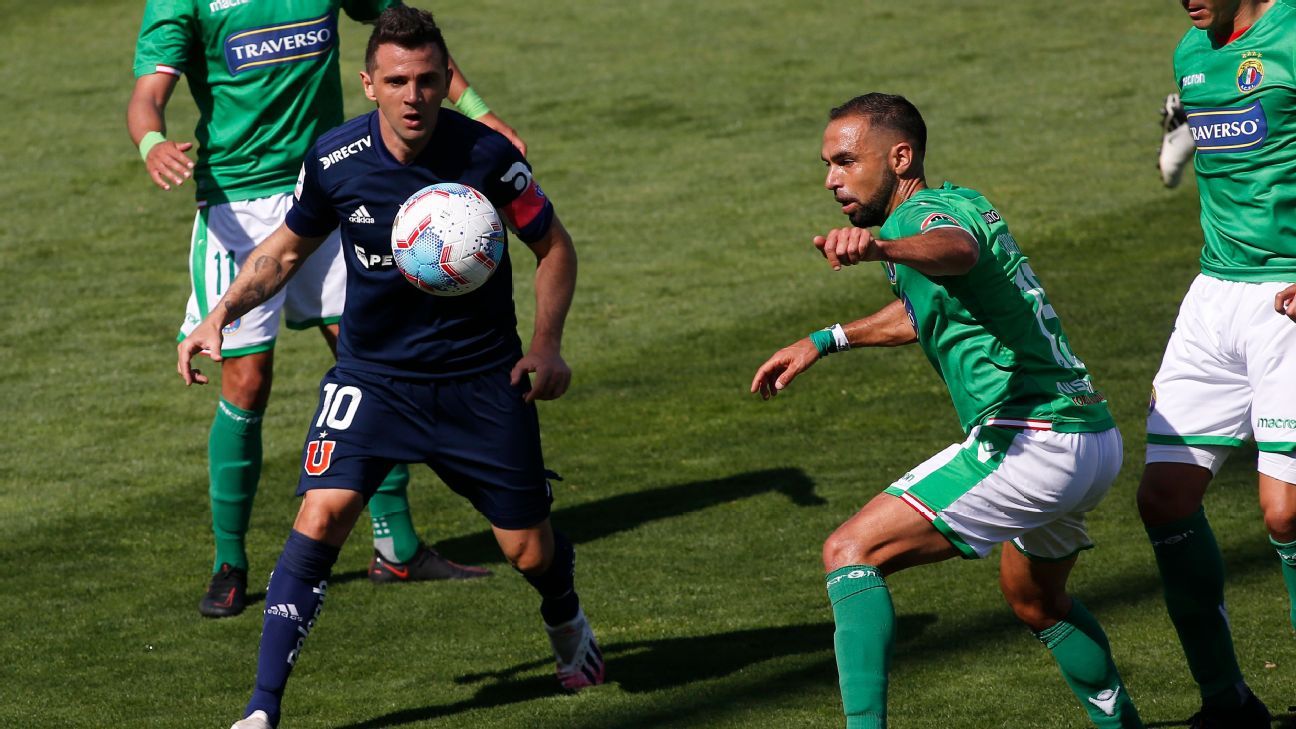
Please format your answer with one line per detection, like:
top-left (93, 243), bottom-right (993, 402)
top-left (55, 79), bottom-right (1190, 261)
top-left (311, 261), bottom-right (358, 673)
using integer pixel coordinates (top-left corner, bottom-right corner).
top-left (454, 87), bottom-right (491, 120)
top-left (809, 323), bottom-right (850, 356)
top-left (139, 130), bottom-right (166, 161)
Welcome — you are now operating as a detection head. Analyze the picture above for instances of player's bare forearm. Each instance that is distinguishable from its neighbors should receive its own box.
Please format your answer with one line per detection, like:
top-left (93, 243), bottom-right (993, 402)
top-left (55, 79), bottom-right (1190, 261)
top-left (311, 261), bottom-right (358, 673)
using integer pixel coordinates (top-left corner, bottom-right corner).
top-left (512, 218), bottom-right (576, 401)
top-left (528, 218), bottom-right (577, 352)
top-left (843, 300), bottom-right (918, 347)
top-left (876, 228), bottom-right (979, 276)
top-left (127, 73), bottom-right (195, 190)
top-left (213, 225), bottom-right (325, 326)
top-left (816, 226), bottom-right (978, 276)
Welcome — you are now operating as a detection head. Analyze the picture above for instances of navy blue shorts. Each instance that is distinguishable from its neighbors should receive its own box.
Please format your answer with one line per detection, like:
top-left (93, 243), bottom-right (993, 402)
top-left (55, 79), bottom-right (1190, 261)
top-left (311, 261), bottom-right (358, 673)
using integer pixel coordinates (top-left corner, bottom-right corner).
top-left (295, 366), bottom-right (552, 530)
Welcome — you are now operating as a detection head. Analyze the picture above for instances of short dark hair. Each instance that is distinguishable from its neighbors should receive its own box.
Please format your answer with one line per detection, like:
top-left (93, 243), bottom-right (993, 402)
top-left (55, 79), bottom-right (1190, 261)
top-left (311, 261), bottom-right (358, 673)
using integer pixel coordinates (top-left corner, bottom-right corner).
top-left (830, 93), bottom-right (927, 157)
top-left (364, 6), bottom-right (449, 72)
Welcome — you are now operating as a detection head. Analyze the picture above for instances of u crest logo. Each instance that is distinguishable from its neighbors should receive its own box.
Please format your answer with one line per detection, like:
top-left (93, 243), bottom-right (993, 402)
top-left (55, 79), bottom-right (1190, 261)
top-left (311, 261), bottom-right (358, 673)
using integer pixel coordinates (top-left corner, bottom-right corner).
top-left (304, 440), bottom-right (336, 476)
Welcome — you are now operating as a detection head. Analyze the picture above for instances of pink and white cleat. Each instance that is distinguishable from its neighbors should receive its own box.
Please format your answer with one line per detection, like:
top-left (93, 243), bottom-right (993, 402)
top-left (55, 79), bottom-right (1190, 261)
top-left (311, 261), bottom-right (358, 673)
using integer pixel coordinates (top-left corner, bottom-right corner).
top-left (544, 609), bottom-right (605, 691)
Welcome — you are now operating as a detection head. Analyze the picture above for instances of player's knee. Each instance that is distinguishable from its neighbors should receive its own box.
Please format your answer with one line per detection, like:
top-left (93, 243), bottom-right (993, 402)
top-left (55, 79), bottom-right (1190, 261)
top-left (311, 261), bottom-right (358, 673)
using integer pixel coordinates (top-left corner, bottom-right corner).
top-left (1004, 592), bottom-right (1071, 632)
top-left (1263, 504), bottom-right (1296, 542)
top-left (1136, 464), bottom-right (1206, 525)
top-left (822, 529), bottom-right (877, 572)
top-left (502, 539), bottom-right (551, 576)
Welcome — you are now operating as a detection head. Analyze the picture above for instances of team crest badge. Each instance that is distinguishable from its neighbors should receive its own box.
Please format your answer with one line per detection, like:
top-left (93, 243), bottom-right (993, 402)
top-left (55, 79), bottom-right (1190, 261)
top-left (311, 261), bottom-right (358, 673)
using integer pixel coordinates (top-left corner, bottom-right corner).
top-left (304, 438), bottom-right (336, 476)
top-left (1237, 58), bottom-right (1263, 93)
top-left (222, 318), bottom-right (241, 335)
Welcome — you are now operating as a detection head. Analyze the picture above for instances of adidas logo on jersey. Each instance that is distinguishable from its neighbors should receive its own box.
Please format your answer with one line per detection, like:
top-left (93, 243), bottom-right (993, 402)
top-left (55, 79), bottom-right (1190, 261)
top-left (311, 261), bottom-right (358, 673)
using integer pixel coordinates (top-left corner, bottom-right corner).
top-left (349, 205), bottom-right (375, 224)
top-left (266, 603), bottom-right (302, 621)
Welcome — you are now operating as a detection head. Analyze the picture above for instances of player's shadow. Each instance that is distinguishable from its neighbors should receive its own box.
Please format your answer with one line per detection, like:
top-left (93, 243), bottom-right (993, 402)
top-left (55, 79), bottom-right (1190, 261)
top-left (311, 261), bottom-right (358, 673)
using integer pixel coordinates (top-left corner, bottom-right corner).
top-left (1145, 712), bottom-right (1296, 728)
top-left (332, 615), bottom-right (937, 729)
top-left (329, 467), bottom-right (825, 584)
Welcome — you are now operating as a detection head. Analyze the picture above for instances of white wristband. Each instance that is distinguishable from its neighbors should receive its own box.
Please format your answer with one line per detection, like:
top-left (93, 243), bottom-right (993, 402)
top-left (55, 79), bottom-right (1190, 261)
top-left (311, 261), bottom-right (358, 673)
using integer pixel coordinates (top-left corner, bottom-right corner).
top-left (829, 323), bottom-right (850, 352)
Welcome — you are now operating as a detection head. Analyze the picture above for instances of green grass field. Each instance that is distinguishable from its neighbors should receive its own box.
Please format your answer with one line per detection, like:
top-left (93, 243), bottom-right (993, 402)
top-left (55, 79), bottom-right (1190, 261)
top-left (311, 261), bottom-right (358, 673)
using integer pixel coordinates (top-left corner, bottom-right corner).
top-left (2, 0), bottom-right (1294, 726)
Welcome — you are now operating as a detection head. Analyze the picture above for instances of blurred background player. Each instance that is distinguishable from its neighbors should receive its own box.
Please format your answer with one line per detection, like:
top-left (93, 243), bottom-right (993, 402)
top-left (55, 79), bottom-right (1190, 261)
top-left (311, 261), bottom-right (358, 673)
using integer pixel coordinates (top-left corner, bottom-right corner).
top-left (751, 93), bottom-right (1142, 729)
top-left (176, 8), bottom-right (602, 727)
top-left (1158, 92), bottom-right (1194, 187)
top-left (1138, 0), bottom-right (1296, 726)
top-left (126, 0), bottom-right (521, 618)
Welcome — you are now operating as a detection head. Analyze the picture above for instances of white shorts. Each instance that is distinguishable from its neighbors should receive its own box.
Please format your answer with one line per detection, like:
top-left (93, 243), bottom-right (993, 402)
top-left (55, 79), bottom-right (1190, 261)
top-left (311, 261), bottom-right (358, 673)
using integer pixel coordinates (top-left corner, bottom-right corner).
top-left (884, 426), bottom-right (1123, 560)
top-left (1147, 275), bottom-right (1296, 474)
top-left (177, 193), bottom-right (345, 356)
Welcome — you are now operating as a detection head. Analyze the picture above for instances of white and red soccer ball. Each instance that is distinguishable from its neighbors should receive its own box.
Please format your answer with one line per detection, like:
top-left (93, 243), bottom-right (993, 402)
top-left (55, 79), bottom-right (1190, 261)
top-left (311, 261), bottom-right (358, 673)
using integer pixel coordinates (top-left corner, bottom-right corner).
top-left (391, 183), bottom-right (506, 296)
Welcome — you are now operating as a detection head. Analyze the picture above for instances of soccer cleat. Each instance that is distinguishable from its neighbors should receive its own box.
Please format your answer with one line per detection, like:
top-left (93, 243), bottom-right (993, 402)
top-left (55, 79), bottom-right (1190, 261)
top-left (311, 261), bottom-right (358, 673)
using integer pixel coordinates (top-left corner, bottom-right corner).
top-left (368, 543), bottom-right (490, 583)
top-left (1187, 688), bottom-right (1272, 728)
top-left (545, 608), bottom-right (606, 691)
top-left (229, 709), bottom-right (272, 729)
top-left (198, 563), bottom-right (248, 618)
top-left (1158, 92), bottom-right (1195, 188)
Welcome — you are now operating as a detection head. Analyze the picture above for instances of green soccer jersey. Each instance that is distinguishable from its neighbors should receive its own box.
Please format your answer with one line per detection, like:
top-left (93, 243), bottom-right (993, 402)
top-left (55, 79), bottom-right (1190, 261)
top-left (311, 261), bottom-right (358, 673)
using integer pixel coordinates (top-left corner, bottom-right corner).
top-left (877, 183), bottom-right (1114, 434)
top-left (1174, 0), bottom-right (1296, 282)
top-left (133, 0), bottom-right (398, 204)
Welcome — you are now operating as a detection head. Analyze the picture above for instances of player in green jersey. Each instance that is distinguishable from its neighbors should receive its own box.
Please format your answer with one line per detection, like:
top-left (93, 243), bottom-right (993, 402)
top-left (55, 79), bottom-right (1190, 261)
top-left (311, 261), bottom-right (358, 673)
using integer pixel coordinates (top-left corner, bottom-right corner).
top-left (125, 0), bottom-right (522, 617)
top-left (752, 93), bottom-right (1142, 728)
top-left (1139, 1), bottom-right (1296, 726)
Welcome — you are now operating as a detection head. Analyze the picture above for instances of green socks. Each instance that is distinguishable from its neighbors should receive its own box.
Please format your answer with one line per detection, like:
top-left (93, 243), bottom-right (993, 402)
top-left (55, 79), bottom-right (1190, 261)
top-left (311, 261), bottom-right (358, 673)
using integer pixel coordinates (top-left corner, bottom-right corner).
top-left (1146, 508), bottom-right (1244, 707)
top-left (826, 565), bottom-right (893, 729)
top-left (208, 398), bottom-right (263, 573)
top-left (369, 464), bottom-right (418, 563)
top-left (1271, 535), bottom-right (1296, 632)
top-left (1035, 600), bottom-right (1142, 728)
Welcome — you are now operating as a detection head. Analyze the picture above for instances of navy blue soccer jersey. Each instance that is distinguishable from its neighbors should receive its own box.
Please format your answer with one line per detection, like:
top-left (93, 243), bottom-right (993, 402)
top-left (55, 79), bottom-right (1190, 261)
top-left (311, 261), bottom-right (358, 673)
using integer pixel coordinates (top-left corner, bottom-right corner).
top-left (286, 109), bottom-right (555, 379)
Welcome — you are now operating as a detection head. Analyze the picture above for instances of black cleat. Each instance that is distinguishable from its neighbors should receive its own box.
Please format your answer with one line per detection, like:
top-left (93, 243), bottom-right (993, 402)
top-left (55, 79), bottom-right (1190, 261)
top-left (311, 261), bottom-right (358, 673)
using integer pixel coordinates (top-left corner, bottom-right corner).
top-left (1188, 688), bottom-right (1272, 729)
top-left (368, 543), bottom-right (490, 583)
top-left (199, 563), bottom-right (248, 618)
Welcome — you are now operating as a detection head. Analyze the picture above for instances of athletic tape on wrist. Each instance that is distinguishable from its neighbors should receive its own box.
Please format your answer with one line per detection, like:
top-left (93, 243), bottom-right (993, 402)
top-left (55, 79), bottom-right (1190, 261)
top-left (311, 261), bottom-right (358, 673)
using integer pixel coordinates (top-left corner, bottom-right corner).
top-left (810, 323), bottom-right (850, 356)
top-left (454, 87), bottom-right (491, 120)
top-left (139, 130), bottom-right (166, 161)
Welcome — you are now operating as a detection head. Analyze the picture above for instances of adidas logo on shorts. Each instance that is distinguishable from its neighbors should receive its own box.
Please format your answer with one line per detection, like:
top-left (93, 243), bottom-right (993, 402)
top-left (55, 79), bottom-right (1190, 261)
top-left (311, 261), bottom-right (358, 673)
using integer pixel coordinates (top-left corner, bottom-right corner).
top-left (348, 205), bottom-right (375, 224)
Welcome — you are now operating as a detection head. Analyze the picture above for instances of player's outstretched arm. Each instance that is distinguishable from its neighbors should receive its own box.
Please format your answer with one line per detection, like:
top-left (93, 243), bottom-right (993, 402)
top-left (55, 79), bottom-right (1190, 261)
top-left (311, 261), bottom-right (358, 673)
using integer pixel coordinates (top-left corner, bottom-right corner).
top-left (750, 300), bottom-right (916, 400)
top-left (446, 55), bottom-right (527, 155)
top-left (126, 73), bottom-right (194, 191)
top-left (177, 225), bottom-right (327, 386)
top-left (815, 226), bottom-right (979, 276)
top-left (512, 216), bottom-right (576, 402)
top-left (1276, 283), bottom-right (1296, 322)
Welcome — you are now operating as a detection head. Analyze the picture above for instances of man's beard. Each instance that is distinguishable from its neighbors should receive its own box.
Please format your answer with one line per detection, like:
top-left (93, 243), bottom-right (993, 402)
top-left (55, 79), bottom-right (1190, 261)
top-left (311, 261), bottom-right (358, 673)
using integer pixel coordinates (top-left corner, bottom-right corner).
top-left (848, 168), bottom-right (898, 228)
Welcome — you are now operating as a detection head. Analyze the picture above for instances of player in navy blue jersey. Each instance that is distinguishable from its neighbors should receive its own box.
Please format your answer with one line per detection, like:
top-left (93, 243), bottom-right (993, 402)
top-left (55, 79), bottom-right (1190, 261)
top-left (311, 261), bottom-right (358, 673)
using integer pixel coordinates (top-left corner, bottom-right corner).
top-left (177, 8), bottom-right (603, 728)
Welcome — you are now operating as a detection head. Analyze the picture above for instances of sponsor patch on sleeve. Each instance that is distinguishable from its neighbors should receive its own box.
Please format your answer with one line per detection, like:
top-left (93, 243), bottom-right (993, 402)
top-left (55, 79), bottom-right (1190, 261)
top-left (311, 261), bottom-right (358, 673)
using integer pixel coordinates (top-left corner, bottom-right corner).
top-left (919, 212), bottom-right (967, 233)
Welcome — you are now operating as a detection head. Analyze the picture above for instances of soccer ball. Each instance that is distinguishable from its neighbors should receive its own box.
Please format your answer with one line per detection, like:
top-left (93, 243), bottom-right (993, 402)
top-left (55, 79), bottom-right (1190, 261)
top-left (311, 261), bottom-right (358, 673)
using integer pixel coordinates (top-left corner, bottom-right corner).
top-left (390, 183), bottom-right (506, 296)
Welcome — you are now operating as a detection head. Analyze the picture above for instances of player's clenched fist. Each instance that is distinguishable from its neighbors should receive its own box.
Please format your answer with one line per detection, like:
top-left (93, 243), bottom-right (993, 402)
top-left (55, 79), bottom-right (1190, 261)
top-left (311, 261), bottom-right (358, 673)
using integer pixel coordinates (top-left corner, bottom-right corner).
top-left (814, 227), bottom-right (881, 270)
top-left (750, 338), bottom-right (820, 400)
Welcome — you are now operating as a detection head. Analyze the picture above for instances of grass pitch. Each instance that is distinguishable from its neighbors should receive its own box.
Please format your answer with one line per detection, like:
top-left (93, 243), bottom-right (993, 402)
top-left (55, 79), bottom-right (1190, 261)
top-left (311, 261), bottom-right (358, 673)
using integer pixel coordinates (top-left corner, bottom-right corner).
top-left (2, 1), bottom-right (1293, 727)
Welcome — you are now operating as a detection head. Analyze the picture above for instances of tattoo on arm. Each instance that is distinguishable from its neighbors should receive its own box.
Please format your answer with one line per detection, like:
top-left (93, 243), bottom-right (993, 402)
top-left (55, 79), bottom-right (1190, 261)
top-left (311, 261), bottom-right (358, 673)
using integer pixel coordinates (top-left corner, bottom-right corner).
top-left (222, 254), bottom-right (286, 320)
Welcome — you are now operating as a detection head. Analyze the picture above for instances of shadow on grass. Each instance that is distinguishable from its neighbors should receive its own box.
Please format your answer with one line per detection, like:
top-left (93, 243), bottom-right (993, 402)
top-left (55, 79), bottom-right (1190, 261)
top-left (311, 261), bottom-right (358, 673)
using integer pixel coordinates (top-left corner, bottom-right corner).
top-left (333, 616), bottom-right (936, 729)
top-left (329, 467), bottom-right (825, 585)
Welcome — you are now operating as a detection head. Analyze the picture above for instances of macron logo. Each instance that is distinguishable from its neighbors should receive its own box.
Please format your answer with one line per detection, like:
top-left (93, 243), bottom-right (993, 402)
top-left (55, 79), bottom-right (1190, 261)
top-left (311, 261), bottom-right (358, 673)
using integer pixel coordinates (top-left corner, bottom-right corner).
top-left (348, 205), bottom-right (375, 224)
top-left (266, 603), bottom-right (302, 622)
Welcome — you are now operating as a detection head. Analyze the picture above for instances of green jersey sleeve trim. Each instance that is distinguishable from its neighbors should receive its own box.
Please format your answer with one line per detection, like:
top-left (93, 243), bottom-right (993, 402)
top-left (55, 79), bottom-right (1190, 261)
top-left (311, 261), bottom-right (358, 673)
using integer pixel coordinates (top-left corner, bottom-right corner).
top-left (133, 0), bottom-right (196, 78)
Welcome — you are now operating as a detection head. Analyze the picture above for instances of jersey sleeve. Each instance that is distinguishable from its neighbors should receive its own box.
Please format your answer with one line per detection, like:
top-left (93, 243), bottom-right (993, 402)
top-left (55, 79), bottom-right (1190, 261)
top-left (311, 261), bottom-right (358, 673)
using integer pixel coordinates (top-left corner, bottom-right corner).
top-left (483, 141), bottom-right (556, 244)
top-left (285, 156), bottom-right (340, 238)
top-left (341, 0), bottom-right (403, 23)
top-left (885, 200), bottom-right (979, 241)
top-left (133, 0), bottom-right (196, 78)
